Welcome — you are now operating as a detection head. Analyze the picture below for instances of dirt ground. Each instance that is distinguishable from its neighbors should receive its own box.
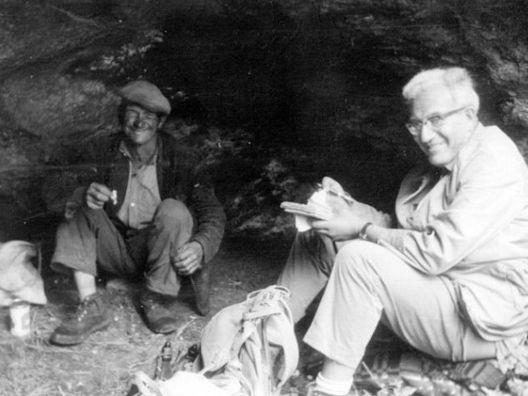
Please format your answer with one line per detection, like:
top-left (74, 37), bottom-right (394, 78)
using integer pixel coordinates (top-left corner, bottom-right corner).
top-left (0, 237), bottom-right (292, 396)
top-left (2, 233), bottom-right (527, 396)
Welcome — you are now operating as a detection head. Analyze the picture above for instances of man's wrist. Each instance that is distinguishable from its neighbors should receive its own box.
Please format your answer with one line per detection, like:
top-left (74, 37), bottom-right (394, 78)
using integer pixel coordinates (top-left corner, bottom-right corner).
top-left (358, 222), bottom-right (373, 241)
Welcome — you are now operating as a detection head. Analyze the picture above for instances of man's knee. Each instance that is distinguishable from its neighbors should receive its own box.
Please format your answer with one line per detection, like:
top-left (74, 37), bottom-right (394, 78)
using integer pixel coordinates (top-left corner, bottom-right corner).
top-left (334, 241), bottom-right (386, 279)
top-left (334, 241), bottom-right (411, 293)
top-left (56, 206), bottom-right (107, 239)
top-left (154, 199), bottom-right (193, 229)
top-left (69, 205), bottom-right (111, 228)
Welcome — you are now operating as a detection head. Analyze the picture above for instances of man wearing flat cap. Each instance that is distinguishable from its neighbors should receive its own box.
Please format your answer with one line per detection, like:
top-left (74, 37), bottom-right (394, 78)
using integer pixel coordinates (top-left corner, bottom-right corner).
top-left (49, 80), bottom-right (226, 346)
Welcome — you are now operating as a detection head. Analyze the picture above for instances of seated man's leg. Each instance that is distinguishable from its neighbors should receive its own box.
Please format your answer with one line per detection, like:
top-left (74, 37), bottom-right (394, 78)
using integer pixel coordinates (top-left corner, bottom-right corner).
top-left (277, 230), bottom-right (338, 323)
top-left (144, 199), bottom-right (193, 295)
top-left (140, 199), bottom-right (196, 331)
top-left (304, 241), bottom-right (500, 395)
top-left (50, 206), bottom-right (136, 346)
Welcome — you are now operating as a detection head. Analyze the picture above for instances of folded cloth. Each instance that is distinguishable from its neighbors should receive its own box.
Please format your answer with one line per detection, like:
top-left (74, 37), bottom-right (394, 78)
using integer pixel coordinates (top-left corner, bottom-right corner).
top-left (0, 241), bottom-right (47, 306)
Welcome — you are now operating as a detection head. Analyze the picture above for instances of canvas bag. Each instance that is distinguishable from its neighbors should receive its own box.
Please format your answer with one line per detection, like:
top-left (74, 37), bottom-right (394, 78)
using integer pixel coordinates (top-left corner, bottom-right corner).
top-left (198, 285), bottom-right (299, 396)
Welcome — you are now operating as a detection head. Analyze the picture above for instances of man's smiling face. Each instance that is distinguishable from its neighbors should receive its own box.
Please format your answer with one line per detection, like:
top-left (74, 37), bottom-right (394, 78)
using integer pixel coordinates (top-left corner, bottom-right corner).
top-left (409, 86), bottom-right (476, 169)
top-left (122, 104), bottom-right (164, 147)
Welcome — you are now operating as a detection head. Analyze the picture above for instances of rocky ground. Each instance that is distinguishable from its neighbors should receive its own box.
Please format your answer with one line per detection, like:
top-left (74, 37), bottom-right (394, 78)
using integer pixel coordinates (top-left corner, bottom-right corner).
top-left (3, 0), bottom-right (528, 242)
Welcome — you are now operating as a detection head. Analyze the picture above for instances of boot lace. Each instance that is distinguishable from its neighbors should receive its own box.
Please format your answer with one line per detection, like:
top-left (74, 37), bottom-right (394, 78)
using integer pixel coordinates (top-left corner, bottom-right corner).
top-left (140, 293), bottom-right (164, 312)
top-left (74, 298), bottom-right (94, 322)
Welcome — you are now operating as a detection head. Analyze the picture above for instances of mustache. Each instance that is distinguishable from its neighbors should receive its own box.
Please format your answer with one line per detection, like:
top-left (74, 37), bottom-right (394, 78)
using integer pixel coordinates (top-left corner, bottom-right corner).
top-left (126, 125), bottom-right (152, 132)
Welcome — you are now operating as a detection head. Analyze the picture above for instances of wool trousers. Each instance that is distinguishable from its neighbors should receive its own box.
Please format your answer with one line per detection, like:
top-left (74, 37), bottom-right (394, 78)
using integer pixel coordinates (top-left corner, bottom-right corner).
top-left (52, 198), bottom-right (193, 296)
top-left (278, 232), bottom-right (500, 371)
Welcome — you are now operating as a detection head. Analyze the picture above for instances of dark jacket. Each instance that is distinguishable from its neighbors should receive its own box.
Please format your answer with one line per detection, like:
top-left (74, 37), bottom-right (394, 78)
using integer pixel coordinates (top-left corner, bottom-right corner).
top-left (94, 131), bottom-right (226, 263)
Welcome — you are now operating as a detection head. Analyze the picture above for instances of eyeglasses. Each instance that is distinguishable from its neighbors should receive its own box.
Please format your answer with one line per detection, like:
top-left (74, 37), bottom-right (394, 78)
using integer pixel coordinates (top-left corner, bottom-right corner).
top-left (405, 106), bottom-right (470, 137)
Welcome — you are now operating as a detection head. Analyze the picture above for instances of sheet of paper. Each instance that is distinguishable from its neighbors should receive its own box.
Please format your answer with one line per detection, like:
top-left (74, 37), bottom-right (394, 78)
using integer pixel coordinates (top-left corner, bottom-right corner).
top-left (294, 214), bottom-right (312, 232)
top-left (293, 189), bottom-right (333, 231)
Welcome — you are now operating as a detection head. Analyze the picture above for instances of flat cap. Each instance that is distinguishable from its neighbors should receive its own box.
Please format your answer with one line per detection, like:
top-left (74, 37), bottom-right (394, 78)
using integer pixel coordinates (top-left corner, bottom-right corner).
top-left (119, 80), bottom-right (171, 115)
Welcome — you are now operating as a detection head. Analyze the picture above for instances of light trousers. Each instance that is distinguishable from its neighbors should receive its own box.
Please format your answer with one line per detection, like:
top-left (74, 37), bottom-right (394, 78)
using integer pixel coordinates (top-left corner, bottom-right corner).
top-left (278, 232), bottom-right (502, 371)
top-left (277, 230), bottom-right (338, 323)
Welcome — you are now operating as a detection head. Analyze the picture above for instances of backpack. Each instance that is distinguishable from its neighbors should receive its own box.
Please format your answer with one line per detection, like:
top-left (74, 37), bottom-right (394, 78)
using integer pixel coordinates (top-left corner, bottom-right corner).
top-left (133, 285), bottom-right (298, 396)
top-left (199, 285), bottom-right (299, 396)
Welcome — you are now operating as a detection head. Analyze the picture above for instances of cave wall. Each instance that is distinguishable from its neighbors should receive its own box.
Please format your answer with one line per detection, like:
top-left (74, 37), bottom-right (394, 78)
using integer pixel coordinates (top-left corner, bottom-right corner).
top-left (0, 0), bottom-right (167, 238)
top-left (1, 0), bottom-right (528, 240)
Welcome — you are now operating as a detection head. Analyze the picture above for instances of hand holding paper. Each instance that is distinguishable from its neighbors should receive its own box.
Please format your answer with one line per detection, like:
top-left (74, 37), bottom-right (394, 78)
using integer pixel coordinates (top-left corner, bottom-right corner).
top-left (281, 180), bottom-right (354, 232)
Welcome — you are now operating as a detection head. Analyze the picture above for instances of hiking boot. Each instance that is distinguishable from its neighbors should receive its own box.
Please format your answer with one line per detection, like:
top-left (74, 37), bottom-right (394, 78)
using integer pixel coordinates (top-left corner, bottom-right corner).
top-left (191, 266), bottom-right (210, 316)
top-left (139, 289), bottom-right (179, 334)
top-left (50, 292), bottom-right (111, 346)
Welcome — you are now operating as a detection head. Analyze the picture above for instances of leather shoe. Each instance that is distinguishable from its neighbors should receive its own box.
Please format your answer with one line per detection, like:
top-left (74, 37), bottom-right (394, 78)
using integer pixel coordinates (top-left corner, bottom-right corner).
top-left (50, 292), bottom-right (111, 346)
top-left (191, 266), bottom-right (211, 316)
top-left (139, 289), bottom-right (179, 334)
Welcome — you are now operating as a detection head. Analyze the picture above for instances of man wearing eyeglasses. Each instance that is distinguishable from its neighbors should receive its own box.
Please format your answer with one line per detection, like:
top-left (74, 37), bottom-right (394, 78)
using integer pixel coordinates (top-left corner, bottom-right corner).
top-left (278, 67), bottom-right (528, 396)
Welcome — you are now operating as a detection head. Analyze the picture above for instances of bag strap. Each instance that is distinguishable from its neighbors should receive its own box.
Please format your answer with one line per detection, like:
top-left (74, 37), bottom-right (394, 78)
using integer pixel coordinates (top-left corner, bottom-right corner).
top-left (246, 285), bottom-right (298, 394)
top-left (244, 286), bottom-right (293, 322)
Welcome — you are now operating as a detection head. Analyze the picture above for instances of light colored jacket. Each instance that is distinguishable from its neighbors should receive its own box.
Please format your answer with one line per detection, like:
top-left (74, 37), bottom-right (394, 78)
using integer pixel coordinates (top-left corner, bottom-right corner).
top-left (389, 124), bottom-right (528, 341)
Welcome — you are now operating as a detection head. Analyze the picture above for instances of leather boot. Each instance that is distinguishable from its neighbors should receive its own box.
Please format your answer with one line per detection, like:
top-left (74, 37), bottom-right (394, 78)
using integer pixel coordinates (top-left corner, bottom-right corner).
top-left (191, 266), bottom-right (211, 316)
top-left (139, 289), bottom-right (179, 334)
top-left (50, 292), bottom-right (111, 346)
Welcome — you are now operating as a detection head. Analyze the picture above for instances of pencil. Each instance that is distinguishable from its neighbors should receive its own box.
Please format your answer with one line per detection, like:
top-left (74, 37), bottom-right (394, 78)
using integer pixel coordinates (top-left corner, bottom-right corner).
top-left (315, 183), bottom-right (355, 204)
top-left (327, 188), bottom-right (355, 204)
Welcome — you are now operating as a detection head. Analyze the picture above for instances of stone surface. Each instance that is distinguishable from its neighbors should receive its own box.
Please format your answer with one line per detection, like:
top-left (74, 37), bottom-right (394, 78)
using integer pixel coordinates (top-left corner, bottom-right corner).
top-left (2, 0), bottom-right (528, 239)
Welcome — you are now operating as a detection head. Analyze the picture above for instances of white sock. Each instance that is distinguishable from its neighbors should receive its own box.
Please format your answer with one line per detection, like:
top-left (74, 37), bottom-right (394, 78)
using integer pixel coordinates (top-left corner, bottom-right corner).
top-left (315, 372), bottom-right (353, 396)
top-left (74, 271), bottom-right (97, 301)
